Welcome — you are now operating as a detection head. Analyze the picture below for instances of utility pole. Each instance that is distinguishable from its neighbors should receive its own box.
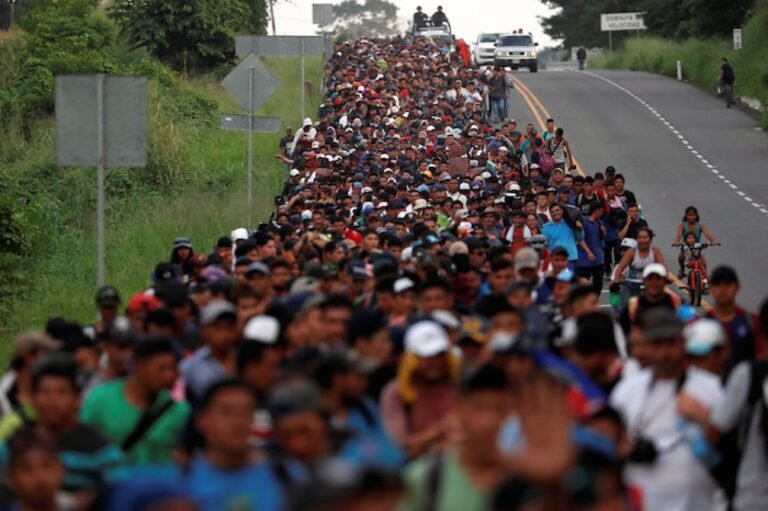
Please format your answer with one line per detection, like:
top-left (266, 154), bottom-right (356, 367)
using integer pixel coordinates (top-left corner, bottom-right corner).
top-left (269, 0), bottom-right (277, 35)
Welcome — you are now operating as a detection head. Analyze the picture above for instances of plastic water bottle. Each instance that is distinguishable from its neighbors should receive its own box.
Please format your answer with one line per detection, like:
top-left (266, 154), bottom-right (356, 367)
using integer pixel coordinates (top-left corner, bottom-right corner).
top-left (678, 417), bottom-right (720, 468)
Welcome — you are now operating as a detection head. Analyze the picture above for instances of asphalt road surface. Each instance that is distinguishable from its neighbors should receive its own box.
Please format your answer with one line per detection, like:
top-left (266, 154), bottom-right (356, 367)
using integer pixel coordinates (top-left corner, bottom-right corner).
top-left (507, 69), bottom-right (768, 310)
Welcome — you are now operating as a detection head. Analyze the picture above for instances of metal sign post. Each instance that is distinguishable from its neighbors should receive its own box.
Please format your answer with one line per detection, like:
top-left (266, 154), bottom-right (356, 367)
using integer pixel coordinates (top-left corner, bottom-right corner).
top-left (301, 38), bottom-right (306, 121)
top-left (55, 75), bottom-right (147, 289)
top-left (95, 75), bottom-right (106, 287)
top-left (221, 55), bottom-right (282, 228)
top-left (248, 66), bottom-right (255, 229)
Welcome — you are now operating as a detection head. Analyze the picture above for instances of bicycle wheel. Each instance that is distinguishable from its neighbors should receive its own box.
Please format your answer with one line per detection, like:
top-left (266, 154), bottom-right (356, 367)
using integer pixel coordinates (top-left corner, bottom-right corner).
top-left (691, 272), bottom-right (702, 307)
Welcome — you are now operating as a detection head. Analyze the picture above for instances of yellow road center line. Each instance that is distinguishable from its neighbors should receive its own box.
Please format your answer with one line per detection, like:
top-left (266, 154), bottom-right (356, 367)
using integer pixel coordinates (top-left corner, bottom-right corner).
top-left (511, 75), bottom-right (585, 177)
top-left (512, 78), bottom-right (547, 134)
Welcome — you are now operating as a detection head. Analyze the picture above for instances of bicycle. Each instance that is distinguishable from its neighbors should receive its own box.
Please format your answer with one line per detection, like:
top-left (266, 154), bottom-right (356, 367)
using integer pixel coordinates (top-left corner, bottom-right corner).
top-left (672, 242), bottom-right (721, 307)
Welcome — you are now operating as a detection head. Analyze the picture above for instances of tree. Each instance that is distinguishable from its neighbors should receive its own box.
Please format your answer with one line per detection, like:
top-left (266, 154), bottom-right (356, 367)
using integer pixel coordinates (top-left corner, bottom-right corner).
top-left (541, 0), bottom-right (643, 48)
top-left (540, 0), bottom-right (755, 47)
top-left (318, 0), bottom-right (399, 40)
top-left (109, 0), bottom-right (268, 73)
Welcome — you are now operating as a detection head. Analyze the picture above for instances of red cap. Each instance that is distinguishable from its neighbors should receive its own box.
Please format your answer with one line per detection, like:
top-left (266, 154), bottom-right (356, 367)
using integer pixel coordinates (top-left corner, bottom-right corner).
top-left (126, 293), bottom-right (162, 315)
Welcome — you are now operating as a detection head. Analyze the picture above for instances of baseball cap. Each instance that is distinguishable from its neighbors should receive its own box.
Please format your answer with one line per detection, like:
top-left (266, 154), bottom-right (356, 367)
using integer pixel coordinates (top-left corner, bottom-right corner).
top-left (246, 261), bottom-right (271, 276)
top-left (394, 277), bottom-right (416, 294)
top-left (12, 332), bottom-right (62, 359)
top-left (529, 235), bottom-right (547, 249)
top-left (556, 269), bottom-right (575, 283)
top-left (431, 310), bottom-right (461, 331)
top-left (620, 238), bottom-right (638, 250)
top-left (200, 300), bottom-right (236, 326)
top-left (126, 293), bottom-right (162, 315)
top-left (405, 321), bottom-right (450, 357)
top-left (172, 237), bottom-right (192, 250)
top-left (514, 248), bottom-right (540, 271)
top-left (640, 307), bottom-right (683, 342)
top-left (290, 276), bottom-right (320, 294)
top-left (96, 286), bottom-right (121, 307)
top-left (100, 316), bottom-right (135, 346)
top-left (642, 263), bottom-right (667, 279)
top-left (347, 260), bottom-right (370, 281)
top-left (684, 318), bottom-right (725, 356)
top-left (268, 380), bottom-right (325, 421)
top-left (244, 315), bottom-right (281, 344)
top-left (290, 169), bottom-right (300, 177)
top-left (231, 228), bottom-right (249, 242)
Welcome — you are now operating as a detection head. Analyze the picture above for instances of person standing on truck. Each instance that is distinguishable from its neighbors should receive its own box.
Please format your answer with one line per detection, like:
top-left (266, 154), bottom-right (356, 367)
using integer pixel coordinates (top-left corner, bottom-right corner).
top-left (720, 57), bottom-right (735, 108)
top-left (413, 6), bottom-right (428, 30)
top-left (576, 47), bottom-right (587, 71)
top-left (431, 6), bottom-right (449, 28)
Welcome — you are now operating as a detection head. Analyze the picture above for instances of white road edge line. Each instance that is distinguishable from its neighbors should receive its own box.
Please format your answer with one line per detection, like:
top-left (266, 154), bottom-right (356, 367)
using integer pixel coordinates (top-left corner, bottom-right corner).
top-left (584, 71), bottom-right (766, 215)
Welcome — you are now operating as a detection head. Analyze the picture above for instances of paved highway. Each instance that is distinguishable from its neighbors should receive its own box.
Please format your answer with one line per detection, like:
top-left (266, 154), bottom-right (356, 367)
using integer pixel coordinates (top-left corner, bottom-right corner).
top-left (507, 69), bottom-right (768, 310)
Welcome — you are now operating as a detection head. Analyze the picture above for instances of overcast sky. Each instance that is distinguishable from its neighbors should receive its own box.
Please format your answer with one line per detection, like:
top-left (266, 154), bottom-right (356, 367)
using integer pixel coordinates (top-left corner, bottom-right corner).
top-left (273, 0), bottom-right (560, 46)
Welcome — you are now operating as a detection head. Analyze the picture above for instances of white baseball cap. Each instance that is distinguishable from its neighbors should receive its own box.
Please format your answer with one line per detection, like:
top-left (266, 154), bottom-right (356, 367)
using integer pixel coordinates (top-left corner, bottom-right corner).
top-left (290, 169), bottom-right (300, 177)
top-left (231, 228), bottom-right (249, 242)
top-left (642, 263), bottom-right (668, 279)
top-left (620, 238), bottom-right (638, 250)
top-left (244, 315), bottom-right (281, 344)
top-left (405, 321), bottom-right (450, 357)
top-left (431, 310), bottom-right (461, 330)
top-left (394, 277), bottom-right (416, 294)
top-left (684, 319), bottom-right (725, 356)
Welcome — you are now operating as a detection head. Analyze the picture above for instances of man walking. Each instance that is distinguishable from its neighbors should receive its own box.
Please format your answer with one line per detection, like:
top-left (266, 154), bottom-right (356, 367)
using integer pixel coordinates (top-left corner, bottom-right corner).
top-left (720, 57), bottom-right (735, 108)
top-left (487, 67), bottom-right (510, 124)
top-left (576, 47), bottom-right (587, 70)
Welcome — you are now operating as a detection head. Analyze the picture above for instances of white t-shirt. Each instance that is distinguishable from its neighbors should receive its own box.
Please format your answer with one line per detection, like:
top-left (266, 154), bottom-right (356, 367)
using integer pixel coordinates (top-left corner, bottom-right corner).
top-left (610, 367), bottom-right (723, 511)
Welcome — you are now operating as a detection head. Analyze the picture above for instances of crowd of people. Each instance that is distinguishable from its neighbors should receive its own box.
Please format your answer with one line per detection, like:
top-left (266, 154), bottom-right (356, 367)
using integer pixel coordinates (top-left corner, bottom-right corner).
top-left (0, 34), bottom-right (766, 511)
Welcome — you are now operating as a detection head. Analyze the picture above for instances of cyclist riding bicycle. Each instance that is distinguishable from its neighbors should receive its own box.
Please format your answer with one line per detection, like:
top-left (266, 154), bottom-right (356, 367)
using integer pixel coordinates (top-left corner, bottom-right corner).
top-left (680, 231), bottom-right (710, 287)
top-left (610, 227), bottom-right (666, 288)
top-left (673, 206), bottom-right (719, 278)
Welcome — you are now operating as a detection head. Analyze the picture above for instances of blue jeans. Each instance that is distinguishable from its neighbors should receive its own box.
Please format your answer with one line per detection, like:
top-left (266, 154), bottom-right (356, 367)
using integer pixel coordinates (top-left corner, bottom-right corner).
top-left (490, 97), bottom-right (507, 122)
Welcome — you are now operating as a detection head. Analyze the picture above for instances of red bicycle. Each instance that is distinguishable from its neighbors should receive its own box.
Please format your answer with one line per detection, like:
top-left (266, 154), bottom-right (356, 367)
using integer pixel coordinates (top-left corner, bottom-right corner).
top-left (673, 242), bottom-right (720, 306)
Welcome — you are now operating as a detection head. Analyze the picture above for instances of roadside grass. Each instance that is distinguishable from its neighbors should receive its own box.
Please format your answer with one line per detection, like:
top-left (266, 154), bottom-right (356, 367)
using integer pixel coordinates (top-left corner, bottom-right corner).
top-left (591, 8), bottom-right (768, 128)
top-left (0, 56), bottom-right (324, 353)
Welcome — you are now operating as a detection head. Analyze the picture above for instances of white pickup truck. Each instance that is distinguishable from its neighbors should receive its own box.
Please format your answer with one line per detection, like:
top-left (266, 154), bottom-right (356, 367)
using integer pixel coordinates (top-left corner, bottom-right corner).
top-left (493, 33), bottom-right (539, 73)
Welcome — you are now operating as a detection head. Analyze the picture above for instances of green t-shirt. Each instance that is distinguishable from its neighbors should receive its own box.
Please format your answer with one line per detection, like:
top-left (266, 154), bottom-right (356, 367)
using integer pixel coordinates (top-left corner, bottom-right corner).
top-left (79, 380), bottom-right (189, 466)
top-left (400, 450), bottom-right (489, 511)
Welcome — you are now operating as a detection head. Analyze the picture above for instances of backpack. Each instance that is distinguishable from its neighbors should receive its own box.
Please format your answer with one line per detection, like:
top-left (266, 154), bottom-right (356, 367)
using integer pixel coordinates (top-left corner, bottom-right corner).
top-left (709, 360), bottom-right (768, 503)
top-left (537, 147), bottom-right (555, 173)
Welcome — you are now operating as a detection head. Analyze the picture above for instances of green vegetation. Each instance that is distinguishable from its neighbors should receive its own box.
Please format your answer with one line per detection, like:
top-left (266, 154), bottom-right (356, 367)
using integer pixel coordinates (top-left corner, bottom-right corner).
top-left (0, 0), bottom-right (325, 353)
top-left (542, 0), bottom-right (754, 48)
top-left (591, 7), bottom-right (768, 128)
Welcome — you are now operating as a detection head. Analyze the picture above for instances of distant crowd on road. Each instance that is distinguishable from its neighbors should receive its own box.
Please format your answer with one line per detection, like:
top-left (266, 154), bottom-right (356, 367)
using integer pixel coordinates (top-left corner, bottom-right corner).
top-left (0, 33), bottom-right (765, 511)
